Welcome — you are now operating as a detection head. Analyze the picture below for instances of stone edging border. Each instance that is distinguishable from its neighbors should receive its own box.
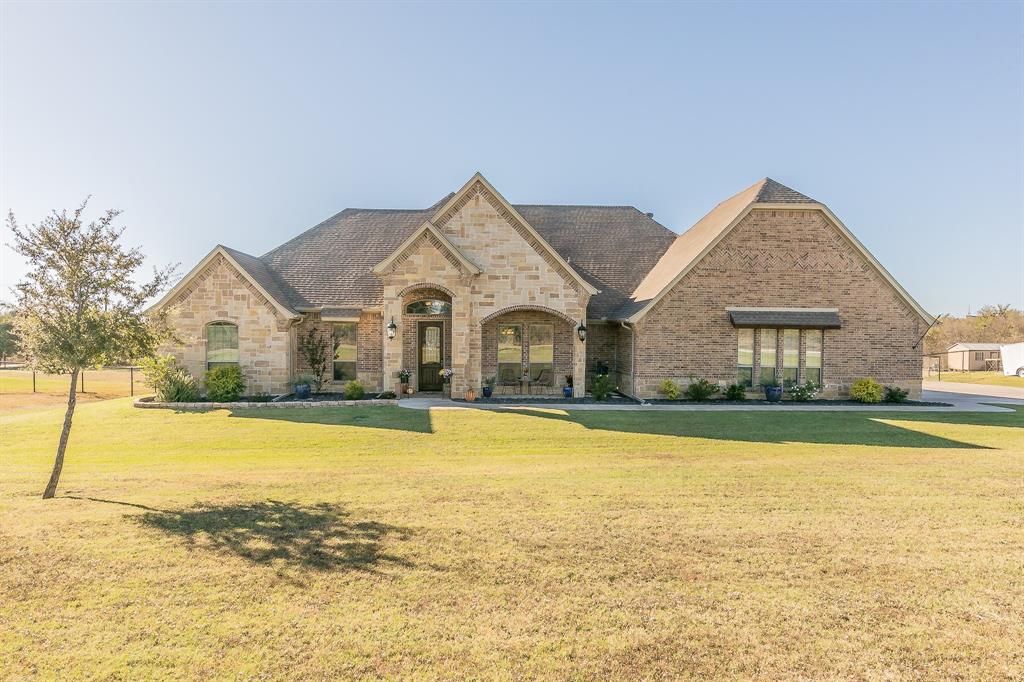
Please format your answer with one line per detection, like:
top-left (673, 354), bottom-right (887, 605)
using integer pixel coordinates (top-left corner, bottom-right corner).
top-left (133, 396), bottom-right (398, 410)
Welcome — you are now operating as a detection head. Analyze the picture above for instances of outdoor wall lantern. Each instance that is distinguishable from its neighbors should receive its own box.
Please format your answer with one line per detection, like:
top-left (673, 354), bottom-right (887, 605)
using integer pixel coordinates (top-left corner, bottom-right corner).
top-left (387, 317), bottom-right (397, 340)
top-left (577, 323), bottom-right (587, 342)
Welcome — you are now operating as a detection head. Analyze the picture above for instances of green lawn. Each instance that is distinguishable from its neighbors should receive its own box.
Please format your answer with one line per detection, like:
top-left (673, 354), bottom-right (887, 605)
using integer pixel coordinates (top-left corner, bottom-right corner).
top-left (0, 368), bottom-right (150, 415)
top-left (926, 370), bottom-right (1024, 388)
top-left (2, 400), bottom-right (1022, 679)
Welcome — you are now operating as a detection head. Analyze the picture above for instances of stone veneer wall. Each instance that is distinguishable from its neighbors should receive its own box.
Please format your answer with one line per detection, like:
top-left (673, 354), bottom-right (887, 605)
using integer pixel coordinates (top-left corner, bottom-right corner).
top-left (480, 310), bottom-right (574, 387)
top-left (378, 183), bottom-right (589, 395)
top-left (632, 208), bottom-right (926, 398)
top-left (293, 311), bottom-right (383, 392)
top-left (162, 254), bottom-right (293, 395)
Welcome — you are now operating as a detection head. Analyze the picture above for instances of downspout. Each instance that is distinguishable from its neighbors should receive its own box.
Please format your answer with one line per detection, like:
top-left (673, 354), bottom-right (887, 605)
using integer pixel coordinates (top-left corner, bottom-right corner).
top-left (620, 321), bottom-right (643, 404)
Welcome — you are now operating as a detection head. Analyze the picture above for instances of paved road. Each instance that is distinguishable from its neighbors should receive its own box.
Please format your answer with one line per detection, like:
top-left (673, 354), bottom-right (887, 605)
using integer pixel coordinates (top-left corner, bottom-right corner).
top-left (399, 390), bottom-right (1022, 413)
top-left (923, 380), bottom-right (1024, 401)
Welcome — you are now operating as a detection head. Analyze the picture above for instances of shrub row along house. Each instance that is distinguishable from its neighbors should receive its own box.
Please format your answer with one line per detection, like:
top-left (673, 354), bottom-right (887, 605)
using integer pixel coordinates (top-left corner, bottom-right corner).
top-left (149, 173), bottom-right (933, 398)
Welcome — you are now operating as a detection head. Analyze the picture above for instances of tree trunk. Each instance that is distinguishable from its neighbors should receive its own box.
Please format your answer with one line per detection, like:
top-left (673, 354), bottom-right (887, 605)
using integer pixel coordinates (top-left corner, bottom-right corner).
top-left (42, 367), bottom-right (79, 499)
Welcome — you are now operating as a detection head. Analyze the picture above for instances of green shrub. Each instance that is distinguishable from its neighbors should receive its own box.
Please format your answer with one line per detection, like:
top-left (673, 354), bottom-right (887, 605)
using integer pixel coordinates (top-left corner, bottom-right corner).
top-left (343, 380), bottom-right (365, 400)
top-left (591, 374), bottom-right (615, 401)
top-left (378, 390), bottom-right (397, 399)
top-left (788, 381), bottom-right (820, 402)
top-left (293, 373), bottom-right (317, 388)
top-left (140, 354), bottom-right (200, 402)
top-left (883, 385), bottom-right (909, 403)
top-left (659, 379), bottom-right (680, 400)
top-left (205, 364), bottom-right (246, 402)
top-left (683, 378), bottom-right (719, 401)
top-left (850, 378), bottom-right (883, 404)
top-left (724, 383), bottom-right (747, 400)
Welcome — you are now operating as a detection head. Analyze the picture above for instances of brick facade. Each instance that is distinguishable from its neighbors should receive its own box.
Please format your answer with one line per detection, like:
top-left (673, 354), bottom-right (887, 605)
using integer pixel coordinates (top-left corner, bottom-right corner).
top-left (630, 209), bottom-right (926, 398)
top-left (293, 311), bottom-right (383, 392)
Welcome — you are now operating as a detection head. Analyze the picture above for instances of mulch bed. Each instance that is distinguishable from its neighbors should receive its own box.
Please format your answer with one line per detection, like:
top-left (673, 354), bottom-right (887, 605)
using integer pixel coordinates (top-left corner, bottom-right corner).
top-left (643, 398), bottom-right (953, 407)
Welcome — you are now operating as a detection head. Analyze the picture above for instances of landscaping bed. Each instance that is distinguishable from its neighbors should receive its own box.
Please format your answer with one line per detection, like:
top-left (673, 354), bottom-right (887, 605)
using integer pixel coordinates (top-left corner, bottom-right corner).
top-left (455, 393), bottom-right (638, 405)
top-left (134, 395), bottom-right (397, 409)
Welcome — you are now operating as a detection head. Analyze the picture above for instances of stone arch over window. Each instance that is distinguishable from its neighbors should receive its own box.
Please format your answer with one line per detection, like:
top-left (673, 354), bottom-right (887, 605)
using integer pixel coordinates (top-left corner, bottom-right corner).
top-left (479, 304), bottom-right (578, 328)
top-left (397, 282), bottom-right (456, 300)
top-left (205, 320), bottom-right (239, 369)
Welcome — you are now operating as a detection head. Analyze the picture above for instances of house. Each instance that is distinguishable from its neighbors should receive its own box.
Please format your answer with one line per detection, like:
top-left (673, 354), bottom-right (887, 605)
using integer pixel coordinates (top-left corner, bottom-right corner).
top-left (149, 173), bottom-right (934, 399)
top-left (943, 342), bottom-right (1002, 371)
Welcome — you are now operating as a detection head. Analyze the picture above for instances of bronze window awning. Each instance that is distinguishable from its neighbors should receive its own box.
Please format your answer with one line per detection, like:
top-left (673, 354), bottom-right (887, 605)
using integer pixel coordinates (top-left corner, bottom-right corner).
top-left (727, 308), bottom-right (841, 329)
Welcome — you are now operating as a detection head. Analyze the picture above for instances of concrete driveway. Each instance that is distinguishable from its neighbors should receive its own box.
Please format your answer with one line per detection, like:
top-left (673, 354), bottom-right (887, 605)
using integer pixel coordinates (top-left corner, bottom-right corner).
top-left (923, 380), bottom-right (1024, 401)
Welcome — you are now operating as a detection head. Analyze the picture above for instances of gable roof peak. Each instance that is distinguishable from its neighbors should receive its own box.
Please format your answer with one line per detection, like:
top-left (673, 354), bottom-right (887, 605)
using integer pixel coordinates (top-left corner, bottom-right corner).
top-left (754, 178), bottom-right (817, 204)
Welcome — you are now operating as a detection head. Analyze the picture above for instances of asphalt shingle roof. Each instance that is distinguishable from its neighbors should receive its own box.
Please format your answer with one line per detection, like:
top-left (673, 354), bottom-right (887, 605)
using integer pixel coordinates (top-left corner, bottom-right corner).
top-left (214, 178), bottom-right (817, 321)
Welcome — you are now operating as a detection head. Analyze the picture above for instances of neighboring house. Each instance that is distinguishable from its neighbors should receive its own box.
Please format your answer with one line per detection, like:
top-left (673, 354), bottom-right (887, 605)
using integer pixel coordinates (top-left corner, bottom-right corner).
top-left (149, 173), bottom-right (933, 398)
top-left (943, 342), bottom-right (1003, 371)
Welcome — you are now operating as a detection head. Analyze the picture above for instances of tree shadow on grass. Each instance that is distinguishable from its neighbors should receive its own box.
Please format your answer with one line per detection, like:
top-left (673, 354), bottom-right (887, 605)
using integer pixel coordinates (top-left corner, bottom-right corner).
top-left (491, 405), bottom-right (1024, 449)
top-left (136, 500), bottom-right (414, 576)
top-left (223, 405), bottom-right (433, 434)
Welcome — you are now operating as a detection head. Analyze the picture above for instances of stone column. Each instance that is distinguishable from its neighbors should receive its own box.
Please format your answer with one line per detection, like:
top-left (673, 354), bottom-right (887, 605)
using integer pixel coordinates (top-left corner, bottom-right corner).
top-left (382, 292), bottom-right (403, 393)
top-left (573, 329), bottom-right (586, 397)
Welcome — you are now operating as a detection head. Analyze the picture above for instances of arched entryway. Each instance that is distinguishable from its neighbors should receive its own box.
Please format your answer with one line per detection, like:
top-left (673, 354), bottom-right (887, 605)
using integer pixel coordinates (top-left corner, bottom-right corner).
top-left (400, 286), bottom-right (453, 392)
top-left (480, 307), bottom-right (575, 395)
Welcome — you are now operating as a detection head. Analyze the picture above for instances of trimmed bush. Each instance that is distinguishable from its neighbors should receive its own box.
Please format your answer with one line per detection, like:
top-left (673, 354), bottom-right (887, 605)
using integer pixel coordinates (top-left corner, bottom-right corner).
top-left (205, 364), bottom-right (246, 402)
top-left (850, 378), bottom-right (883, 404)
top-left (141, 354), bottom-right (200, 402)
top-left (883, 385), bottom-right (909, 404)
top-left (683, 378), bottom-right (719, 401)
top-left (343, 380), bottom-right (365, 400)
top-left (591, 374), bottom-right (615, 401)
top-left (724, 383), bottom-right (747, 401)
top-left (659, 379), bottom-right (680, 400)
top-left (788, 381), bottom-right (820, 402)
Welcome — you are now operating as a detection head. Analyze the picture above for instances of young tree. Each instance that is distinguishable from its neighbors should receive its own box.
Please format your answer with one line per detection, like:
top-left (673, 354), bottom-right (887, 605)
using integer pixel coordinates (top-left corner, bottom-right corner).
top-left (7, 199), bottom-right (176, 498)
top-left (298, 326), bottom-right (329, 391)
top-left (0, 305), bottom-right (19, 366)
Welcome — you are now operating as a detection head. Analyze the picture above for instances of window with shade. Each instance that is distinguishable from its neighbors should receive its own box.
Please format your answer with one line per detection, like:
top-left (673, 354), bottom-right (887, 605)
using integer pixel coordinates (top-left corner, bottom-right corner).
top-left (332, 322), bottom-right (357, 381)
top-left (206, 322), bottom-right (239, 369)
top-left (529, 324), bottom-right (554, 385)
top-left (805, 329), bottom-right (823, 384)
top-left (759, 328), bottom-right (777, 384)
top-left (737, 328), bottom-right (754, 387)
top-left (782, 329), bottom-right (799, 387)
top-left (497, 324), bottom-right (522, 383)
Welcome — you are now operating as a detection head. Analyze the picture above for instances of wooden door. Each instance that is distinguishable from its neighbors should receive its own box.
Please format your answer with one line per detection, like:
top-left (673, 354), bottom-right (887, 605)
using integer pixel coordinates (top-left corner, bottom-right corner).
top-left (418, 322), bottom-right (443, 391)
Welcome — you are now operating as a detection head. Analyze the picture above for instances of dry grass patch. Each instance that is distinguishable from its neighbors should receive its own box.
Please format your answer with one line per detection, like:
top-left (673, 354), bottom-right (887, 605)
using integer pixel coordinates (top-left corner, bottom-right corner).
top-left (2, 400), bottom-right (1022, 679)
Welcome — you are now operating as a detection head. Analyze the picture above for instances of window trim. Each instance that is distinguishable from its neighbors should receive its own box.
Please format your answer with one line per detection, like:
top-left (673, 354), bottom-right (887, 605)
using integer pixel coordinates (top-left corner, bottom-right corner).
top-left (205, 321), bottom-right (239, 370)
top-left (332, 321), bottom-right (358, 382)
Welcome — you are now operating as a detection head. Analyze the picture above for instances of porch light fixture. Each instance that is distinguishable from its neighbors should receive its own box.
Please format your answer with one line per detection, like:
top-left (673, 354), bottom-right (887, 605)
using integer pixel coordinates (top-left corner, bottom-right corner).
top-left (577, 323), bottom-right (587, 342)
top-left (386, 317), bottom-right (397, 340)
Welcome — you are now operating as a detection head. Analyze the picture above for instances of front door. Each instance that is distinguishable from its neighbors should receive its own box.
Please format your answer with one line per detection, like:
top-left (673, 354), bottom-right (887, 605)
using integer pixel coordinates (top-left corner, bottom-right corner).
top-left (418, 322), bottom-right (444, 391)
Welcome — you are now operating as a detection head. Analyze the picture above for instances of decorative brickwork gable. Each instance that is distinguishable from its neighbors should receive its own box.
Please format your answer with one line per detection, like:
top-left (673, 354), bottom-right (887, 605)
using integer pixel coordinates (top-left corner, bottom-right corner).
top-left (631, 208), bottom-right (926, 398)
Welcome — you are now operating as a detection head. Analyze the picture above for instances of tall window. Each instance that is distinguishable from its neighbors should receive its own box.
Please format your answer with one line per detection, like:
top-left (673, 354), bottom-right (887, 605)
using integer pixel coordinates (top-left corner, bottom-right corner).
top-left (759, 328), bottom-right (777, 384)
top-left (805, 330), bottom-right (823, 384)
top-left (737, 328), bottom-right (754, 387)
top-left (497, 324), bottom-right (522, 383)
top-left (529, 324), bottom-right (554, 385)
top-left (206, 322), bottom-right (238, 369)
top-left (782, 329), bottom-right (799, 387)
top-left (332, 322), bottom-right (357, 381)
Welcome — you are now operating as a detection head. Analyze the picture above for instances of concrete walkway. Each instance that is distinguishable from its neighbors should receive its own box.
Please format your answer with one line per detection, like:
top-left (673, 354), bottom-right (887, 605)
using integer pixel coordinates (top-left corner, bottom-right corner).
top-left (923, 380), bottom-right (1024, 401)
top-left (398, 390), bottom-right (1023, 413)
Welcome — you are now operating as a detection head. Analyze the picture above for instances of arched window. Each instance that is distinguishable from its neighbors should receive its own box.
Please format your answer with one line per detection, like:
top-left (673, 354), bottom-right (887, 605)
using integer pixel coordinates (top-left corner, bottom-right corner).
top-left (206, 322), bottom-right (239, 369)
top-left (405, 299), bottom-right (451, 315)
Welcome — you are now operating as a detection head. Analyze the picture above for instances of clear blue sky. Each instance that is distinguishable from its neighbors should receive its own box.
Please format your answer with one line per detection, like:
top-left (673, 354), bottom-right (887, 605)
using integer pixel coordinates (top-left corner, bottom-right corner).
top-left (2, 1), bottom-right (1021, 315)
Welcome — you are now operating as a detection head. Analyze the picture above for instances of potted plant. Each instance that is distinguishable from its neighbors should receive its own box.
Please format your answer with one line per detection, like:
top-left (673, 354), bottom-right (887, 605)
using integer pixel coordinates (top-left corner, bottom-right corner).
top-left (761, 377), bottom-right (783, 402)
top-left (397, 368), bottom-right (412, 398)
top-left (293, 373), bottom-right (315, 399)
top-left (439, 367), bottom-right (453, 397)
top-left (563, 373), bottom-right (574, 398)
top-left (465, 387), bottom-right (476, 402)
top-left (482, 375), bottom-right (495, 398)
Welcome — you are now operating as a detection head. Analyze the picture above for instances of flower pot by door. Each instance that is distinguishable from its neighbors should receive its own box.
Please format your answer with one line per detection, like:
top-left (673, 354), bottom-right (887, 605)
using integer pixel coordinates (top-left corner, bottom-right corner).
top-left (398, 383), bottom-right (408, 399)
